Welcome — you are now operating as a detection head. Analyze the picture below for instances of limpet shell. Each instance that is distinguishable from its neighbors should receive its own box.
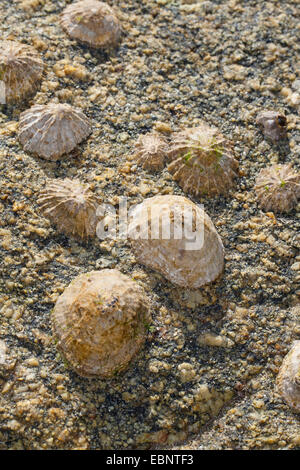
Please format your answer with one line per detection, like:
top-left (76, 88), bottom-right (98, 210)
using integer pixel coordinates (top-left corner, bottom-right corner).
top-left (38, 178), bottom-right (100, 239)
top-left (60, 0), bottom-right (121, 49)
top-left (167, 123), bottom-right (238, 197)
top-left (0, 40), bottom-right (44, 104)
top-left (133, 132), bottom-right (168, 171)
top-left (254, 164), bottom-right (300, 213)
top-left (276, 341), bottom-right (300, 412)
top-left (18, 103), bottom-right (91, 160)
top-left (128, 195), bottom-right (224, 288)
top-left (52, 269), bottom-right (151, 378)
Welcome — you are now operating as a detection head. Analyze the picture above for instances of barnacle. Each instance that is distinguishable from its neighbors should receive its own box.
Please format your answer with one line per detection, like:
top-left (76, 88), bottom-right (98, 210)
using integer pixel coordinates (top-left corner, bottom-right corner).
top-left (276, 341), bottom-right (300, 412)
top-left (256, 111), bottom-right (287, 142)
top-left (133, 132), bottom-right (168, 171)
top-left (60, 0), bottom-right (121, 49)
top-left (38, 178), bottom-right (100, 239)
top-left (18, 103), bottom-right (91, 160)
top-left (0, 40), bottom-right (44, 104)
top-left (167, 123), bottom-right (238, 197)
top-left (254, 164), bottom-right (300, 213)
top-left (128, 195), bottom-right (224, 288)
top-left (52, 269), bottom-right (151, 378)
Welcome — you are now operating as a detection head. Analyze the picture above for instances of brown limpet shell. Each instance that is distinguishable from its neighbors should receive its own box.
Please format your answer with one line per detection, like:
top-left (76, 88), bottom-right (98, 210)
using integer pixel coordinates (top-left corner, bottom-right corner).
top-left (0, 40), bottom-right (44, 104)
top-left (128, 195), bottom-right (224, 288)
top-left (38, 178), bottom-right (100, 239)
top-left (167, 123), bottom-right (238, 197)
top-left (254, 164), bottom-right (300, 213)
top-left (133, 132), bottom-right (168, 171)
top-left (52, 269), bottom-right (151, 378)
top-left (18, 103), bottom-right (91, 161)
top-left (60, 0), bottom-right (121, 49)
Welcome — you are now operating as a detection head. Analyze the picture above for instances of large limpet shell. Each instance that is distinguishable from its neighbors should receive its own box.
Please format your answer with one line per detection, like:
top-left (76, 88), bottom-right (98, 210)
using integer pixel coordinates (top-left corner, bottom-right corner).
top-left (60, 0), bottom-right (121, 49)
top-left (276, 341), bottom-right (300, 412)
top-left (52, 269), bottom-right (151, 378)
top-left (18, 103), bottom-right (91, 160)
top-left (128, 195), bottom-right (224, 288)
top-left (0, 40), bottom-right (44, 104)
top-left (167, 123), bottom-right (238, 197)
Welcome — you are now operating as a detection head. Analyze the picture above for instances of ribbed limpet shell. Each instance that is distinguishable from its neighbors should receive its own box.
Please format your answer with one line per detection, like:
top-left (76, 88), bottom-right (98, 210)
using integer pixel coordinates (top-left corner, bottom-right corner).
top-left (128, 195), bottom-right (224, 288)
top-left (254, 164), bottom-right (300, 213)
top-left (167, 123), bottom-right (238, 197)
top-left (52, 269), bottom-right (151, 378)
top-left (0, 40), bottom-right (44, 104)
top-left (133, 132), bottom-right (168, 171)
top-left (18, 103), bottom-right (91, 160)
top-left (38, 178), bottom-right (100, 239)
top-left (276, 341), bottom-right (300, 412)
top-left (60, 0), bottom-right (121, 49)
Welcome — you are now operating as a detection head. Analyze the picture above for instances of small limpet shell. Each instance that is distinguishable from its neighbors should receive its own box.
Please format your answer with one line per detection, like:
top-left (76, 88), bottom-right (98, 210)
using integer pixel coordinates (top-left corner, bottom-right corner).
top-left (276, 341), bottom-right (300, 412)
top-left (256, 111), bottom-right (287, 143)
top-left (167, 123), bottom-right (238, 197)
top-left (0, 40), bottom-right (44, 104)
top-left (60, 0), bottom-right (121, 49)
top-left (52, 269), bottom-right (151, 378)
top-left (128, 195), bottom-right (224, 288)
top-left (254, 164), bottom-right (300, 213)
top-left (38, 178), bottom-right (100, 239)
top-left (133, 133), bottom-right (168, 172)
top-left (18, 103), bottom-right (91, 160)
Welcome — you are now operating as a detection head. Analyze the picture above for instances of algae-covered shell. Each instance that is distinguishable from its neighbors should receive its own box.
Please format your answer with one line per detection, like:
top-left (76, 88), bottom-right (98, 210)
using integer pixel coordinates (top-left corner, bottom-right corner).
top-left (60, 0), bottom-right (121, 49)
top-left (38, 178), bottom-right (100, 239)
top-left (256, 111), bottom-right (287, 142)
top-left (133, 132), bottom-right (168, 171)
top-left (167, 123), bottom-right (238, 197)
top-left (128, 195), bottom-right (224, 288)
top-left (254, 164), bottom-right (300, 213)
top-left (276, 341), bottom-right (300, 412)
top-left (52, 269), bottom-right (151, 378)
top-left (18, 103), bottom-right (91, 160)
top-left (0, 40), bottom-right (44, 104)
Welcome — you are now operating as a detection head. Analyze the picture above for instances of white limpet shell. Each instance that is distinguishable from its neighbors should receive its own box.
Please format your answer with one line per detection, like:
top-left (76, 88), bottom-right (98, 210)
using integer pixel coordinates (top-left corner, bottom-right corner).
top-left (128, 195), bottom-right (224, 288)
top-left (52, 269), bottom-right (151, 378)
top-left (276, 341), bottom-right (300, 412)
top-left (0, 40), bottom-right (44, 104)
top-left (60, 0), bottom-right (121, 49)
top-left (38, 178), bottom-right (100, 239)
top-left (133, 132), bottom-right (168, 171)
top-left (18, 103), bottom-right (91, 161)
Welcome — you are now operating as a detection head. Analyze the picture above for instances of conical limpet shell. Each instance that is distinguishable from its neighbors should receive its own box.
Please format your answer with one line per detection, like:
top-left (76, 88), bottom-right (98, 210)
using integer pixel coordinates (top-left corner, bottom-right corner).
top-left (38, 178), bottom-right (100, 239)
top-left (276, 341), bottom-right (300, 412)
top-left (254, 164), bottom-right (300, 213)
top-left (167, 123), bottom-right (238, 197)
top-left (0, 40), bottom-right (44, 104)
top-left (18, 103), bottom-right (91, 160)
top-left (133, 132), bottom-right (168, 172)
top-left (52, 269), bottom-right (151, 378)
top-left (128, 195), bottom-right (224, 288)
top-left (60, 0), bottom-right (121, 49)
